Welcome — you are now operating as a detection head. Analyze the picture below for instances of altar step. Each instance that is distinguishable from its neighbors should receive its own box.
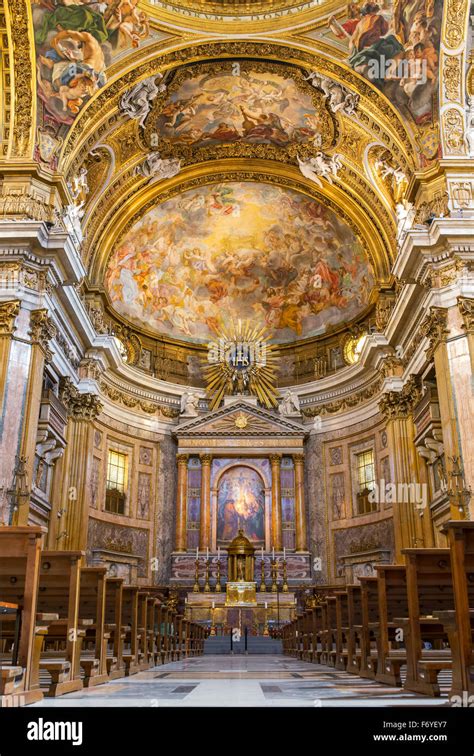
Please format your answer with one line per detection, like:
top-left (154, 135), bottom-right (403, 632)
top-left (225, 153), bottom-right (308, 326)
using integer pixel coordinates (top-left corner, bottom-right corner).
top-left (203, 636), bottom-right (283, 655)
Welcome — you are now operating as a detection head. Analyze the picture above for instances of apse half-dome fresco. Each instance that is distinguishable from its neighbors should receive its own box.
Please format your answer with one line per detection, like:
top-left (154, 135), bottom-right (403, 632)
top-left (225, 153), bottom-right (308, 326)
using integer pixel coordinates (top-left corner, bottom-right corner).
top-left (105, 182), bottom-right (375, 343)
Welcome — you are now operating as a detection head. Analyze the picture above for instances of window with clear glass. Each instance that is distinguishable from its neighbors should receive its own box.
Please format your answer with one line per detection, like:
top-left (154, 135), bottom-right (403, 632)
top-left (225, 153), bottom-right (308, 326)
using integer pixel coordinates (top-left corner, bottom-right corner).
top-left (105, 450), bottom-right (127, 514)
top-left (356, 449), bottom-right (377, 515)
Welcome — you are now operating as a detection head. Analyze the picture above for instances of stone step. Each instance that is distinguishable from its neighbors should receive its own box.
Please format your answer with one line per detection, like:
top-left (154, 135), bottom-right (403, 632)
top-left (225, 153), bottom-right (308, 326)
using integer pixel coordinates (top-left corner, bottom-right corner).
top-left (203, 636), bottom-right (283, 655)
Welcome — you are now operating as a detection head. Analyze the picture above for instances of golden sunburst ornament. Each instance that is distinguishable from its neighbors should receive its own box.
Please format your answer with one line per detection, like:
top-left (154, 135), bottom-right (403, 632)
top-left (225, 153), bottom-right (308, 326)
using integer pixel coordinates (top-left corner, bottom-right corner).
top-left (203, 320), bottom-right (279, 410)
top-left (234, 411), bottom-right (249, 429)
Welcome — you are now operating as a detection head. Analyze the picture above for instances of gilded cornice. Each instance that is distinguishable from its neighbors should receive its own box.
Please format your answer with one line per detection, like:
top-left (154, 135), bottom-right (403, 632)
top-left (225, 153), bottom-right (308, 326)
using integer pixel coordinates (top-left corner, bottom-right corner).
top-left (301, 375), bottom-right (384, 417)
top-left (105, 1), bottom-right (350, 38)
top-left (99, 376), bottom-right (180, 419)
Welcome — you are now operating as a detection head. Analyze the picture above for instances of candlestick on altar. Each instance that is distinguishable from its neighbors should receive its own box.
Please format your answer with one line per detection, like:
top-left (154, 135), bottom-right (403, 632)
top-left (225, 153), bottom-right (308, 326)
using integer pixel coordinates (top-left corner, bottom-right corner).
top-left (282, 559), bottom-right (289, 593)
top-left (260, 555), bottom-right (266, 592)
top-left (204, 558), bottom-right (211, 592)
top-left (193, 558), bottom-right (200, 592)
top-left (270, 558), bottom-right (277, 593)
top-left (215, 558), bottom-right (222, 592)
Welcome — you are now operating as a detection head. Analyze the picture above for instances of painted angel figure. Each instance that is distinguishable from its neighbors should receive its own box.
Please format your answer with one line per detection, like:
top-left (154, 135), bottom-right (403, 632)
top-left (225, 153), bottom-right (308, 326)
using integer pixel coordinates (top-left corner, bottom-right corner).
top-left (120, 74), bottom-right (166, 127)
top-left (297, 152), bottom-right (342, 187)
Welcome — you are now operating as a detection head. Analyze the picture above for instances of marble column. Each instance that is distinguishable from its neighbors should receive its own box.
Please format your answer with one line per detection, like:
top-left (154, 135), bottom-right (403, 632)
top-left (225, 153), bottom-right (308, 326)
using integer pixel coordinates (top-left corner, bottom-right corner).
top-left (0, 301), bottom-right (20, 411)
top-left (293, 454), bottom-right (307, 551)
top-left (422, 305), bottom-right (474, 518)
top-left (379, 377), bottom-right (425, 561)
top-left (0, 305), bottom-right (56, 525)
top-left (16, 310), bottom-right (57, 524)
top-left (270, 454), bottom-right (283, 550)
top-left (175, 454), bottom-right (189, 552)
top-left (199, 454), bottom-right (212, 550)
top-left (458, 297), bottom-right (474, 374)
top-left (53, 378), bottom-right (103, 551)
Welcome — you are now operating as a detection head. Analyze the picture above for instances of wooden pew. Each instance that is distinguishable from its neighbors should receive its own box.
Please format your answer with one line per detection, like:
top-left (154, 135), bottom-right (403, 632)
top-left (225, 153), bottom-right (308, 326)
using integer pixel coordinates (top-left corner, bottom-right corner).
top-left (0, 526), bottom-right (46, 705)
top-left (346, 584), bottom-right (363, 675)
top-left (312, 604), bottom-right (326, 664)
top-left (320, 597), bottom-right (337, 666)
top-left (103, 577), bottom-right (125, 680)
top-left (137, 592), bottom-right (153, 670)
top-left (358, 577), bottom-right (380, 678)
top-left (36, 551), bottom-right (84, 696)
top-left (334, 591), bottom-right (350, 670)
top-left (372, 565), bottom-right (409, 687)
top-left (395, 549), bottom-right (453, 696)
top-left (438, 521), bottom-right (474, 698)
top-left (302, 609), bottom-right (315, 663)
top-left (77, 567), bottom-right (109, 687)
top-left (294, 614), bottom-right (304, 660)
top-left (121, 586), bottom-right (140, 676)
top-left (169, 609), bottom-right (178, 661)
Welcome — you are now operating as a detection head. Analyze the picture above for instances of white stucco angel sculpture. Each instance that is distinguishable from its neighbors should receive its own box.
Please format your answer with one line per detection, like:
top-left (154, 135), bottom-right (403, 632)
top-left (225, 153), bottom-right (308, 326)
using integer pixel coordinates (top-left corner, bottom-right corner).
top-left (120, 74), bottom-right (166, 127)
top-left (279, 389), bottom-right (301, 416)
top-left (375, 158), bottom-right (406, 187)
top-left (304, 72), bottom-right (359, 116)
top-left (396, 199), bottom-right (416, 239)
top-left (136, 153), bottom-right (181, 183)
top-left (297, 152), bottom-right (342, 187)
top-left (180, 391), bottom-right (199, 417)
top-left (67, 167), bottom-right (89, 204)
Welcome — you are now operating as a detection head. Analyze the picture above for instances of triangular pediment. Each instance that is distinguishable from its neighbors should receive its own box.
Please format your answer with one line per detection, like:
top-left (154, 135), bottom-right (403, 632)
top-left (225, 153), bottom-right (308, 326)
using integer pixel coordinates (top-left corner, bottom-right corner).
top-left (174, 400), bottom-right (307, 438)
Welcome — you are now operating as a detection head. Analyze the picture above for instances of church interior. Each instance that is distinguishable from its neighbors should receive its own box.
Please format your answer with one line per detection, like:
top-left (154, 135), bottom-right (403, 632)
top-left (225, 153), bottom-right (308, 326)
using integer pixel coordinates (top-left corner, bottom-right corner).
top-left (1, 0), bottom-right (474, 721)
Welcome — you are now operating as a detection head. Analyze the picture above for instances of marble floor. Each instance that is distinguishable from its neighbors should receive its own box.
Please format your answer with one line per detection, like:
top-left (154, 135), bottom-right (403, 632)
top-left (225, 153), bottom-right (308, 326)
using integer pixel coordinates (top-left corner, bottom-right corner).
top-left (29, 656), bottom-right (451, 708)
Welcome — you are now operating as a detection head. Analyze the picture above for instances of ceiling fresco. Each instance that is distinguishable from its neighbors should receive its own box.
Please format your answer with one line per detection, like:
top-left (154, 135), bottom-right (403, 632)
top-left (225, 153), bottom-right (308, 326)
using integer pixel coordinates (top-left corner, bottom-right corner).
top-left (32, 0), bottom-right (157, 168)
top-left (145, 64), bottom-right (334, 153)
top-left (105, 181), bottom-right (375, 343)
top-left (313, 0), bottom-right (443, 163)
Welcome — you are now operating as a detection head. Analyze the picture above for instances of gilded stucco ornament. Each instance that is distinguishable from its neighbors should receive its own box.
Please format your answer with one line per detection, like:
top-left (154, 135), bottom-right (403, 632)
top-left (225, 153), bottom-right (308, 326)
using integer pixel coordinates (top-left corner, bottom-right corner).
top-left (6, 0), bottom-right (35, 158)
top-left (420, 307), bottom-right (449, 361)
top-left (59, 377), bottom-right (103, 421)
top-left (0, 300), bottom-right (20, 335)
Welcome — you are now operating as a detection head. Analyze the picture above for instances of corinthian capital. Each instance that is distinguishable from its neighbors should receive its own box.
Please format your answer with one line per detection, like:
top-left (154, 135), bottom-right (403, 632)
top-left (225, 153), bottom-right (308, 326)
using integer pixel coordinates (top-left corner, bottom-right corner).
top-left (59, 377), bottom-right (103, 421)
top-left (420, 307), bottom-right (448, 361)
top-left (379, 375), bottom-right (422, 420)
top-left (458, 297), bottom-right (474, 333)
top-left (29, 309), bottom-right (57, 361)
top-left (0, 300), bottom-right (20, 336)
